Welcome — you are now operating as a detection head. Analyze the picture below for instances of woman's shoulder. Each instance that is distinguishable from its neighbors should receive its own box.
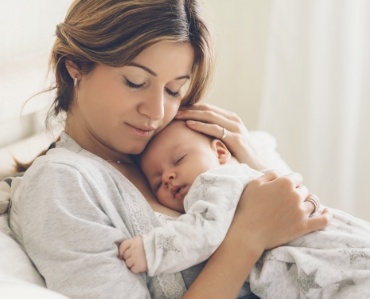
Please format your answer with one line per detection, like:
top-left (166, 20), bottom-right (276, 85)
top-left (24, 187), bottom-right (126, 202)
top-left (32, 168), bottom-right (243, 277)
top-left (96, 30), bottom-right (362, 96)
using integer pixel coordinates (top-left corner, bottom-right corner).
top-left (13, 137), bottom-right (123, 210)
top-left (22, 138), bottom-right (112, 186)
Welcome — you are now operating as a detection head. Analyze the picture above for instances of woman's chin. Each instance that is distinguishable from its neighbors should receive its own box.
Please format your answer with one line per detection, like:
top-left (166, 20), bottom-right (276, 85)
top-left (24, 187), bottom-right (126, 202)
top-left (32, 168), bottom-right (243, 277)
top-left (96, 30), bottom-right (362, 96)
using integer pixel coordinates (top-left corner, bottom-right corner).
top-left (128, 143), bottom-right (149, 155)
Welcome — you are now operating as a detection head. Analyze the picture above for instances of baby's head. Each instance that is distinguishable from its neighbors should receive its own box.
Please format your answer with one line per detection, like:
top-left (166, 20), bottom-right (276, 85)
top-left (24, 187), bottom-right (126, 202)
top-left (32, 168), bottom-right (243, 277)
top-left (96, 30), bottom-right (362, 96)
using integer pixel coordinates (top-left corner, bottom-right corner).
top-left (141, 120), bottom-right (233, 213)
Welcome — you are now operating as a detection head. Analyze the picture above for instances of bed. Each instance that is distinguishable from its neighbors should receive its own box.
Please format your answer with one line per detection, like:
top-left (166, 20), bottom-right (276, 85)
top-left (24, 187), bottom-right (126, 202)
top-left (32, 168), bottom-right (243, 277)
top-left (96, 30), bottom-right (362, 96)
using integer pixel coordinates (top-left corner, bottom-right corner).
top-left (0, 127), bottom-right (291, 298)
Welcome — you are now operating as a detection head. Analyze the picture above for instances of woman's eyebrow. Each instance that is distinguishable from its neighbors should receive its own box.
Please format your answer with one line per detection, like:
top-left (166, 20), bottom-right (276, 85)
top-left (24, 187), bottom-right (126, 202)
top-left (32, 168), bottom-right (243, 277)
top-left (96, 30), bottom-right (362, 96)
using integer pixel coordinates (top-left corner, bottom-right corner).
top-left (127, 62), bottom-right (190, 80)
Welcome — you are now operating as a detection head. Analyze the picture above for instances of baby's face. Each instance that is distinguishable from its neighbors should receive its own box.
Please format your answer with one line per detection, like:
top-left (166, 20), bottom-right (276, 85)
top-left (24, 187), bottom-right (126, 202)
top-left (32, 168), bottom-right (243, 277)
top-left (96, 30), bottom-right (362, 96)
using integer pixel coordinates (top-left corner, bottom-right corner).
top-left (141, 121), bottom-right (222, 213)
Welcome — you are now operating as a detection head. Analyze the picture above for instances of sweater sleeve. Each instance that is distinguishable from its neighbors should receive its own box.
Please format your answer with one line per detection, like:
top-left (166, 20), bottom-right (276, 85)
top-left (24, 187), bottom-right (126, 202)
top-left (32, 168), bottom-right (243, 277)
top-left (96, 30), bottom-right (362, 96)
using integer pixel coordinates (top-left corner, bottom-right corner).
top-left (142, 164), bottom-right (261, 277)
top-left (16, 160), bottom-right (151, 299)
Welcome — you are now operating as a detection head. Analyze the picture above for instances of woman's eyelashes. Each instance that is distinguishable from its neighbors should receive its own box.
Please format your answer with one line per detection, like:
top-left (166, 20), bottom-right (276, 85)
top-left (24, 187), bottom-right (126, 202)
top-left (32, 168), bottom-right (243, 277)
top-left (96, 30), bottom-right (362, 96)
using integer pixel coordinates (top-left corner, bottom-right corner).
top-left (165, 88), bottom-right (181, 98)
top-left (124, 77), bottom-right (146, 89)
top-left (123, 77), bottom-right (181, 98)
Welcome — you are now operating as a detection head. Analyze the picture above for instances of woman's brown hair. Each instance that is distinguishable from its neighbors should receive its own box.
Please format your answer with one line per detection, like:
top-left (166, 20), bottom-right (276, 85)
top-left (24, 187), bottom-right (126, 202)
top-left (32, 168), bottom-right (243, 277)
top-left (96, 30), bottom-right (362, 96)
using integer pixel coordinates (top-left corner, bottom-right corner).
top-left (16, 0), bottom-right (215, 172)
top-left (49, 0), bottom-right (214, 122)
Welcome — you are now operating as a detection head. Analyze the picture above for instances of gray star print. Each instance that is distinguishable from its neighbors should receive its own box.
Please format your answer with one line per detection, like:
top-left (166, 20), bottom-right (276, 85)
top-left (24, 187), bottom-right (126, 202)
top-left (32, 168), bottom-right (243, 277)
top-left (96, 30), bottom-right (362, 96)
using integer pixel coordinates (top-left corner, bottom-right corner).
top-left (200, 208), bottom-right (215, 220)
top-left (336, 278), bottom-right (355, 293)
top-left (200, 176), bottom-right (217, 199)
top-left (286, 262), bottom-right (295, 271)
top-left (297, 269), bottom-right (321, 294)
top-left (157, 234), bottom-right (180, 259)
top-left (340, 243), bottom-right (370, 263)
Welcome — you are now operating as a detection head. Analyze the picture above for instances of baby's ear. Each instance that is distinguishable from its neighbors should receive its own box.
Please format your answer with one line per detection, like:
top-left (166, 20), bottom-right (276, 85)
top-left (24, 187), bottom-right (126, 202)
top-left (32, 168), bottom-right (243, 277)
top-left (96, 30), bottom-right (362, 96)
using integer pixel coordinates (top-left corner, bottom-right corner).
top-left (211, 140), bottom-right (231, 164)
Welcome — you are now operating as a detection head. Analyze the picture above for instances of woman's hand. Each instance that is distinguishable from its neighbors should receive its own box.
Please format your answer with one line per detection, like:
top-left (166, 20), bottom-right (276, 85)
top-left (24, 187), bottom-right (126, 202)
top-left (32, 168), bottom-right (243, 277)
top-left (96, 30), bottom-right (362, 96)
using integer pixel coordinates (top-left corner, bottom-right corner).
top-left (175, 103), bottom-right (268, 171)
top-left (235, 171), bottom-right (332, 252)
top-left (184, 171), bottom-right (331, 299)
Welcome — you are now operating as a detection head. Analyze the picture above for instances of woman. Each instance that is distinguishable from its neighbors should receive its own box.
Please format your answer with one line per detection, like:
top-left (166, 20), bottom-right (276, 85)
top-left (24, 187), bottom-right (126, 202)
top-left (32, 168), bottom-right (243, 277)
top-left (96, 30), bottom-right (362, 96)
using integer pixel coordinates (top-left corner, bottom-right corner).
top-left (10, 0), bottom-right (330, 298)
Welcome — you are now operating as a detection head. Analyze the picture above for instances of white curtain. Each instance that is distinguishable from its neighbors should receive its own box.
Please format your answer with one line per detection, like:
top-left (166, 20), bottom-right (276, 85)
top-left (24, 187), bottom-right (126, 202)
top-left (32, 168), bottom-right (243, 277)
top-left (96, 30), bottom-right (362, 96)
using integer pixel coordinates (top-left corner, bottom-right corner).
top-left (259, 0), bottom-right (370, 221)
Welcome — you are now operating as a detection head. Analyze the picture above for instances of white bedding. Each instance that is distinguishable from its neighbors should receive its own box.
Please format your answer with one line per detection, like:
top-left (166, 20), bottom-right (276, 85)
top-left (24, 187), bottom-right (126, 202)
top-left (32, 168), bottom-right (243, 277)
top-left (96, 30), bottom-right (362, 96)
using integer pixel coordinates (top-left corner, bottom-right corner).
top-left (0, 132), bottom-right (67, 297)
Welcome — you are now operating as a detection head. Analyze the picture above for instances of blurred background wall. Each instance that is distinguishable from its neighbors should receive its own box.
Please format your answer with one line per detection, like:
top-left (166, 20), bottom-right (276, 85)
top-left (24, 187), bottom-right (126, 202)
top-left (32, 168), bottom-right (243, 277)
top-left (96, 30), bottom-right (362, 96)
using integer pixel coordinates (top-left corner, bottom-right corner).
top-left (205, 0), bottom-right (273, 130)
top-left (207, 0), bottom-right (370, 222)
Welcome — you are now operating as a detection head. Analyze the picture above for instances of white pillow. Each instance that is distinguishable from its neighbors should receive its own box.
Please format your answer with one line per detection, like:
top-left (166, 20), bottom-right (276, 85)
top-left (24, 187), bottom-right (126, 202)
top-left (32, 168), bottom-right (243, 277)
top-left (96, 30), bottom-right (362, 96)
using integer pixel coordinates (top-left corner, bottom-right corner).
top-left (0, 214), bottom-right (45, 287)
top-left (0, 275), bottom-right (68, 299)
top-left (249, 130), bottom-right (292, 175)
top-left (0, 131), bottom-right (55, 178)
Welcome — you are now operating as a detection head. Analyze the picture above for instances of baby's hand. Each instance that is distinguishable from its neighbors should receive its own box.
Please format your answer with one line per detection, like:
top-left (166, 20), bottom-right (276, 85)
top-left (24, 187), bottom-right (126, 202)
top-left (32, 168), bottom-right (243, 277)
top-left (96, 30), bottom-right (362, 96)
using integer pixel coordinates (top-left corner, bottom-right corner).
top-left (119, 236), bottom-right (148, 273)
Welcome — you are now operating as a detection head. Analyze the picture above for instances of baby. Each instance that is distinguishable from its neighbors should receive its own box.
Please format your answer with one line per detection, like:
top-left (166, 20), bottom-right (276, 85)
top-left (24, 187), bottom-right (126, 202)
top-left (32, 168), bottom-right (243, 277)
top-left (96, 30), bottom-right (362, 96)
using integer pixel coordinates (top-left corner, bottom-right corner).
top-left (120, 120), bottom-right (370, 298)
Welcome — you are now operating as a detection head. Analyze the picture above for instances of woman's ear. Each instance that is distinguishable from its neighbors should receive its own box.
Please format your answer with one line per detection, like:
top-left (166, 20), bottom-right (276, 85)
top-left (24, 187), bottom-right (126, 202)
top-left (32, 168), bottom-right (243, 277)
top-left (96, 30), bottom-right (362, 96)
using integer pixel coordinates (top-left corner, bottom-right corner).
top-left (211, 139), bottom-right (231, 164)
top-left (65, 60), bottom-right (81, 80)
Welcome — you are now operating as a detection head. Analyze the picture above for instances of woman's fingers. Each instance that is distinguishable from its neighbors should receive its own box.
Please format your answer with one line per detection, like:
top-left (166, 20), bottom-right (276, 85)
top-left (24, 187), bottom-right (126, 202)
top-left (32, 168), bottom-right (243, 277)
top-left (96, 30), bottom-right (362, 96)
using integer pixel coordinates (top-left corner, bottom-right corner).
top-left (258, 170), bottom-right (280, 182)
top-left (184, 119), bottom-right (232, 141)
top-left (176, 103), bottom-right (243, 137)
top-left (303, 193), bottom-right (321, 216)
top-left (176, 104), bottom-right (268, 168)
top-left (238, 171), bottom-right (332, 250)
top-left (177, 103), bottom-right (237, 120)
top-left (282, 172), bottom-right (304, 188)
top-left (305, 207), bottom-right (332, 233)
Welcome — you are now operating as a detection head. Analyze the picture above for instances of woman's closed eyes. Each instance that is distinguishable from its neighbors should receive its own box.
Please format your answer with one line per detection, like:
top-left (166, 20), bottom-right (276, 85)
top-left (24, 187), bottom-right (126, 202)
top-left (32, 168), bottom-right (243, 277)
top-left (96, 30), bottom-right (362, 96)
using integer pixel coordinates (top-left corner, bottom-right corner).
top-left (123, 77), bottom-right (181, 98)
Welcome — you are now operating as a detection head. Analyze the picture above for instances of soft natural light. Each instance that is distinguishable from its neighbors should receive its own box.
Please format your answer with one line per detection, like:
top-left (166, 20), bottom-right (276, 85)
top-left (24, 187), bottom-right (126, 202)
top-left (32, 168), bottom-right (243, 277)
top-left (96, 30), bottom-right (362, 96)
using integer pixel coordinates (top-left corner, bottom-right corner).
top-left (0, 1), bottom-right (71, 120)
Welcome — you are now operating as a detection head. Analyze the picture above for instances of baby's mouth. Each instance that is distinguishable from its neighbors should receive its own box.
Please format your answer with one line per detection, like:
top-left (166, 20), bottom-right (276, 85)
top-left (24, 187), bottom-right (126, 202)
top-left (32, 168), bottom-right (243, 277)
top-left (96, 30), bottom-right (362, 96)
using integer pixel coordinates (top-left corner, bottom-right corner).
top-left (171, 185), bottom-right (187, 199)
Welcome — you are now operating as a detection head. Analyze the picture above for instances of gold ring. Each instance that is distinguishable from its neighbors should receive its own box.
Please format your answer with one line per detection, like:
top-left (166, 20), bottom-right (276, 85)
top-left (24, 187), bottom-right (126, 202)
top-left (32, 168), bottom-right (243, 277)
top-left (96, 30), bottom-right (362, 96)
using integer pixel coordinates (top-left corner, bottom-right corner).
top-left (221, 127), bottom-right (228, 140)
top-left (305, 196), bottom-right (320, 215)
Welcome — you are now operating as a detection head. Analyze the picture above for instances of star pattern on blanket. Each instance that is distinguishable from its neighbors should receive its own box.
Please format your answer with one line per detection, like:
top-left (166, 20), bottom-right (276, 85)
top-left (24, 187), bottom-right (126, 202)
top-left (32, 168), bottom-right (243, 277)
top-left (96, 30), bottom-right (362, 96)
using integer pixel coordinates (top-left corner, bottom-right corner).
top-left (336, 278), bottom-right (355, 293)
top-left (194, 208), bottom-right (215, 227)
top-left (286, 262), bottom-right (295, 271)
top-left (157, 234), bottom-right (180, 259)
top-left (297, 269), bottom-right (321, 294)
top-left (199, 208), bottom-right (215, 222)
top-left (199, 176), bottom-right (217, 199)
top-left (340, 243), bottom-right (370, 263)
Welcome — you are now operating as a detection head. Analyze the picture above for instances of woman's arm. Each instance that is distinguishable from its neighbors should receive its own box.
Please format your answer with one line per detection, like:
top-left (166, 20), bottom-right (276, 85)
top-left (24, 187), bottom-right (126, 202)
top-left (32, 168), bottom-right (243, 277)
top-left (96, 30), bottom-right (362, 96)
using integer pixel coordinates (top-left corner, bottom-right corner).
top-left (184, 171), bottom-right (331, 299)
top-left (178, 104), bottom-right (331, 297)
top-left (16, 161), bottom-right (151, 299)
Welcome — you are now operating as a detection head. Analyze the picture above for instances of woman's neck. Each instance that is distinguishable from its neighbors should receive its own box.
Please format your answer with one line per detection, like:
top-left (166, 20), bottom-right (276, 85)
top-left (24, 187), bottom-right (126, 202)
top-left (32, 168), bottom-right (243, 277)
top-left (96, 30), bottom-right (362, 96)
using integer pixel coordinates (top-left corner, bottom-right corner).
top-left (65, 122), bottom-right (132, 164)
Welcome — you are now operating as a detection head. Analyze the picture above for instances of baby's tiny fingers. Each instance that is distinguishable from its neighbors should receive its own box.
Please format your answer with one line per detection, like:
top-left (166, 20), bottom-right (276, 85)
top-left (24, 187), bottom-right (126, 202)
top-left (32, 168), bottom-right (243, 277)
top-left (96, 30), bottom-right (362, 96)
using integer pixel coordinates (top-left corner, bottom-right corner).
top-left (124, 257), bottom-right (135, 269)
top-left (122, 249), bottom-right (133, 261)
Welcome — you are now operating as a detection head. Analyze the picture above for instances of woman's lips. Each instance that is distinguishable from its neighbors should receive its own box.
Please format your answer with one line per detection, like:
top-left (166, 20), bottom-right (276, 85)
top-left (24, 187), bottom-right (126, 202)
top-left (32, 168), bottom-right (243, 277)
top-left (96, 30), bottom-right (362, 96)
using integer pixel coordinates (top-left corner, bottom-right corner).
top-left (125, 123), bottom-right (156, 139)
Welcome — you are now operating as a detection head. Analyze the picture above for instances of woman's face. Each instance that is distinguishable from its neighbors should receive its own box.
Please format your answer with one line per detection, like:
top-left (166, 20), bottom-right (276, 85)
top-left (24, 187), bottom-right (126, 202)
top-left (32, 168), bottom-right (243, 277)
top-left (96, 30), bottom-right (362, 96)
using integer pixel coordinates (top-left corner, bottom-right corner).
top-left (67, 41), bottom-right (194, 160)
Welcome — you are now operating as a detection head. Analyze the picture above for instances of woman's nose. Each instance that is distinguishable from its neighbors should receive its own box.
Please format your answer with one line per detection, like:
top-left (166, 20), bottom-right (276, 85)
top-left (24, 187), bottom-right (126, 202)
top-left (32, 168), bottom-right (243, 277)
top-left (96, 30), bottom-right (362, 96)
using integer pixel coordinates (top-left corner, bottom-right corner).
top-left (138, 89), bottom-right (165, 120)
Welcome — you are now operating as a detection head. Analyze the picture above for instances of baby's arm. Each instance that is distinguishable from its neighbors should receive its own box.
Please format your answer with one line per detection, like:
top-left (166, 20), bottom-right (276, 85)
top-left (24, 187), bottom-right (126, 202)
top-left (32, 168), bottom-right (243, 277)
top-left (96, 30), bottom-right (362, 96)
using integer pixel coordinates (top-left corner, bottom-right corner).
top-left (141, 164), bottom-right (259, 277)
top-left (119, 236), bottom-right (147, 274)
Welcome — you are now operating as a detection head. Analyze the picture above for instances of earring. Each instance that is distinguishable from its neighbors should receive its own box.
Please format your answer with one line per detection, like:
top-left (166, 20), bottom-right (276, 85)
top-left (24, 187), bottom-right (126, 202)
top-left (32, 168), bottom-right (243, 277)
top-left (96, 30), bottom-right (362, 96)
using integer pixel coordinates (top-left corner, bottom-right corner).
top-left (74, 76), bottom-right (78, 88)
